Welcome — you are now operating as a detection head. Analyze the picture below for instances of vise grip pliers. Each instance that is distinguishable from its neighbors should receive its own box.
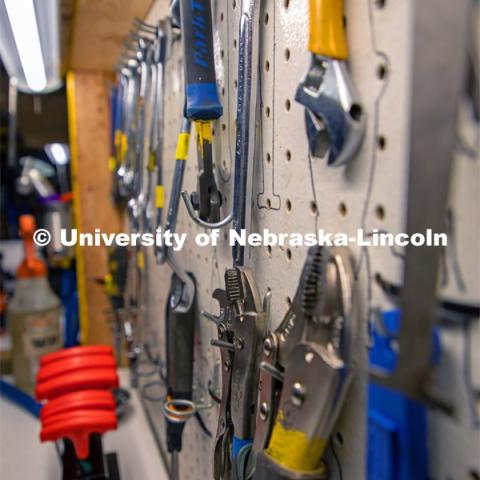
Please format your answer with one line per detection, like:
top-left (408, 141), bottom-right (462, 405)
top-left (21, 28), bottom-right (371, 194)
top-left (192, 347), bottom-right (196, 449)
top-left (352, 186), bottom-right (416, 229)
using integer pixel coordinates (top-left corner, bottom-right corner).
top-left (250, 246), bottom-right (357, 480)
top-left (209, 267), bottom-right (267, 480)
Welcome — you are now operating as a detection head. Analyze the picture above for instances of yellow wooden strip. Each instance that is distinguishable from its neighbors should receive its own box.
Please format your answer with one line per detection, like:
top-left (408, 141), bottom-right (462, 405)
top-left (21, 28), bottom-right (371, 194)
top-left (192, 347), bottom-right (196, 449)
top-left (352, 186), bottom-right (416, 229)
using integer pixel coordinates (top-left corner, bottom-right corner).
top-left (175, 132), bottom-right (190, 160)
top-left (66, 71), bottom-right (89, 345)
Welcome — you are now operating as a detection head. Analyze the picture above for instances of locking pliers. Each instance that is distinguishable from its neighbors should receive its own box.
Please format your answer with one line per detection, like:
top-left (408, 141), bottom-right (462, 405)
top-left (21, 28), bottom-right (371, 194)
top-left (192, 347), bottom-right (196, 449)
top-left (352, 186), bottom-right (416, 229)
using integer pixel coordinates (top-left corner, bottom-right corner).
top-left (251, 246), bottom-right (357, 480)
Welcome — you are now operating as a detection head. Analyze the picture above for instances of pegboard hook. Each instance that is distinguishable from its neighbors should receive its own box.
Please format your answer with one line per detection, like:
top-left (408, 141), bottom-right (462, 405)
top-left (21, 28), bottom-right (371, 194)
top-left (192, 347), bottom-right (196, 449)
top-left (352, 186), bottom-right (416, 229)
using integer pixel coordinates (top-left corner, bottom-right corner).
top-left (181, 191), bottom-right (233, 229)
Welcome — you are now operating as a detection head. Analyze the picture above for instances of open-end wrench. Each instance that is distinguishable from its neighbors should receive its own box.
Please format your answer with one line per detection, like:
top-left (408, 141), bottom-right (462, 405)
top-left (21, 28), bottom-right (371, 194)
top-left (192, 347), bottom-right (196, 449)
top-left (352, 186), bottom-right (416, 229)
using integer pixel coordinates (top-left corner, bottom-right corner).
top-left (144, 21), bottom-right (169, 236)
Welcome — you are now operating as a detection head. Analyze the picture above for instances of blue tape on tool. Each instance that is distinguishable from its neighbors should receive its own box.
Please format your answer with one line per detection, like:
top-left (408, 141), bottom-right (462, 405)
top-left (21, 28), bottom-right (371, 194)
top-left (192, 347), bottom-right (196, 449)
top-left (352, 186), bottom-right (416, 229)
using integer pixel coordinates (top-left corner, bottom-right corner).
top-left (232, 436), bottom-right (252, 460)
top-left (367, 309), bottom-right (441, 480)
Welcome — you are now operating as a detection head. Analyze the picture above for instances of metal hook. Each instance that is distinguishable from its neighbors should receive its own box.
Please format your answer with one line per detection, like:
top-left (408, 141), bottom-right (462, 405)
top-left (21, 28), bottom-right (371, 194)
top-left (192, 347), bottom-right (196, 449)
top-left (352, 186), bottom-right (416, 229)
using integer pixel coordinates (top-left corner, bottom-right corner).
top-left (181, 191), bottom-right (233, 229)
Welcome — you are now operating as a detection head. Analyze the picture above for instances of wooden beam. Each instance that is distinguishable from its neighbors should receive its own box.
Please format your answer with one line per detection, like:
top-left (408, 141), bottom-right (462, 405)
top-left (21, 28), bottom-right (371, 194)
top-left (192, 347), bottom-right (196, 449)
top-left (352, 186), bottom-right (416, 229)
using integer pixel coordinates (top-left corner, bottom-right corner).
top-left (66, 71), bottom-right (124, 345)
top-left (70, 0), bottom-right (154, 72)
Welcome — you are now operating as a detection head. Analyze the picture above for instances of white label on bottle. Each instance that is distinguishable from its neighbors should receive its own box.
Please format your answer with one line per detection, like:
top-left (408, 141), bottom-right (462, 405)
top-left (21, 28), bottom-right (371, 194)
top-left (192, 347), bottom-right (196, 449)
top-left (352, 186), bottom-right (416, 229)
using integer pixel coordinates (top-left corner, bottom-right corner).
top-left (22, 310), bottom-right (61, 357)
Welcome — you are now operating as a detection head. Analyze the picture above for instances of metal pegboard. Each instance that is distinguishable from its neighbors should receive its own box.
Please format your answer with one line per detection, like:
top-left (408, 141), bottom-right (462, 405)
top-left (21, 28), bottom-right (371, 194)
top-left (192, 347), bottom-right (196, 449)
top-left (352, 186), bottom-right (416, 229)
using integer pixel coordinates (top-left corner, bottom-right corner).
top-left (134, 1), bottom-right (480, 479)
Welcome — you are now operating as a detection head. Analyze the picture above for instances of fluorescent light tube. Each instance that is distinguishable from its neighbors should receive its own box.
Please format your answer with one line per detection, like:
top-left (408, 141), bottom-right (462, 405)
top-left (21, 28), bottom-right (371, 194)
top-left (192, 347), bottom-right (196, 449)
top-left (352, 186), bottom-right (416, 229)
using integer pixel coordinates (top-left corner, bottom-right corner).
top-left (4, 0), bottom-right (47, 92)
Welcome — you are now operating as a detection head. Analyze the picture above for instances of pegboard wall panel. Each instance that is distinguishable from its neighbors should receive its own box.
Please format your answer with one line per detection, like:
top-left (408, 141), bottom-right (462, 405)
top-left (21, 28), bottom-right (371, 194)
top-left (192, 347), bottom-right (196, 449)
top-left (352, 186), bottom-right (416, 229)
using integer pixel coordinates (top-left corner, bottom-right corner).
top-left (129, 1), bottom-right (480, 479)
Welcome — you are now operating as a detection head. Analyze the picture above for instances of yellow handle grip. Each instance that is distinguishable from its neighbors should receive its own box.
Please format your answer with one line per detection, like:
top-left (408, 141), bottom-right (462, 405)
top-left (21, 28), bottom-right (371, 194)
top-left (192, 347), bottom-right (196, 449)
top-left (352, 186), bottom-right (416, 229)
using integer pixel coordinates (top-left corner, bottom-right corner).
top-left (265, 410), bottom-right (328, 472)
top-left (309, 0), bottom-right (348, 60)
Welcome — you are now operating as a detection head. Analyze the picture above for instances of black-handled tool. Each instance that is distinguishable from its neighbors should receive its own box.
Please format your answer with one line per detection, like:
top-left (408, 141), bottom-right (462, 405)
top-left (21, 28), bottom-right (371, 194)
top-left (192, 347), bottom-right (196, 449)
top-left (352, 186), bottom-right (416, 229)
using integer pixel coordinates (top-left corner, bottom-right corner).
top-left (165, 272), bottom-right (196, 457)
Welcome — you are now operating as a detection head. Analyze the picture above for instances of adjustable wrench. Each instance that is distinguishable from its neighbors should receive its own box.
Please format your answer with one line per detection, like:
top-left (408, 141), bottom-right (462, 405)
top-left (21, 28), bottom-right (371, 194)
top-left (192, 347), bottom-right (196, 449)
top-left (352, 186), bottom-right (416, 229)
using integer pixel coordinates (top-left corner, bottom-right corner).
top-left (295, 0), bottom-right (365, 166)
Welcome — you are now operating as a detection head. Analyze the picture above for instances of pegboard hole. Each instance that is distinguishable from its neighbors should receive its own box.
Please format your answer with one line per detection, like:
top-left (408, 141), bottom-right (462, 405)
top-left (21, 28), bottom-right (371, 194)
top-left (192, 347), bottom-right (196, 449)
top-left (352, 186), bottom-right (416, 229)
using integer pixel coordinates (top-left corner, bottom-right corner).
top-left (375, 0), bottom-right (386, 8)
top-left (233, 0), bottom-right (236, 9)
top-left (221, 49), bottom-right (225, 59)
top-left (266, 106), bottom-right (271, 118)
top-left (339, 202), bottom-right (347, 216)
top-left (266, 152), bottom-right (271, 163)
top-left (220, 12), bottom-right (224, 22)
top-left (375, 205), bottom-right (386, 220)
top-left (222, 87), bottom-right (225, 96)
top-left (285, 48), bottom-right (291, 61)
top-left (336, 432), bottom-right (344, 447)
top-left (222, 123), bottom-right (226, 132)
top-left (286, 248), bottom-right (292, 262)
top-left (267, 245), bottom-right (272, 257)
top-left (266, 198), bottom-right (272, 209)
top-left (234, 80), bottom-right (238, 89)
top-left (286, 199), bottom-right (292, 212)
top-left (264, 12), bottom-right (269, 24)
top-left (265, 60), bottom-right (270, 72)
top-left (286, 296), bottom-right (292, 307)
top-left (377, 63), bottom-right (388, 80)
top-left (285, 99), bottom-right (291, 111)
top-left (233, 39), bottom-right (237, 49)
top-left (349, 104), bottom-right (363, 122)
top-left (377, 135), bottom-right (386, 150)
top-left (286, 150), bottom-right (292, 161)
top-left (309, 201), bottom-right (317, 215)
top-left (283, 0), bottom-right (290, 9)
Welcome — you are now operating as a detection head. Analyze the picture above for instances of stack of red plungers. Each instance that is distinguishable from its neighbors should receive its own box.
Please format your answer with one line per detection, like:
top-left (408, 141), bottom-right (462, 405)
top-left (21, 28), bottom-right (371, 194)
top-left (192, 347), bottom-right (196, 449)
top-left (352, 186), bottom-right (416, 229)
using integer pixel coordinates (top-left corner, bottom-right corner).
top-left (35, 345), bottom-right (120, 479)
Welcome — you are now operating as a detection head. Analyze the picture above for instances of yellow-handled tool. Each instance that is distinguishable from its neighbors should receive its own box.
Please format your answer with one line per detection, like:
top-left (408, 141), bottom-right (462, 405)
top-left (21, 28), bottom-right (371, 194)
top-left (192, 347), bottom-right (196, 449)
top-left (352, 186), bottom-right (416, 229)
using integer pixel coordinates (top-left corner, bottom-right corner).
top-left (295, 0), bottom-right (365, 167)
top-left (309, 0), bottom-right (348, 59)
top-left (251, 246), bottom-right (357, 479)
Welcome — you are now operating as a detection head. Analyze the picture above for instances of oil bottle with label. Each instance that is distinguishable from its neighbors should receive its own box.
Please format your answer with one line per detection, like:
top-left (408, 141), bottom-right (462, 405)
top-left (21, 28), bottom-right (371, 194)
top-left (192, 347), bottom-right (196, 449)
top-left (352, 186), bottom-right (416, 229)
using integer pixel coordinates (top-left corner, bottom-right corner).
top-left (8, 215), bottom-right (62, 394)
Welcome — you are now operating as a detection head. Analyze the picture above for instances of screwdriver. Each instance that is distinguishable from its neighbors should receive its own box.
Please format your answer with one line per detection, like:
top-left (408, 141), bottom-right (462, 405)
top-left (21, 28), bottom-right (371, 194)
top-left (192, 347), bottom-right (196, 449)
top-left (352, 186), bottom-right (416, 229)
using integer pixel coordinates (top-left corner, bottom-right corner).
top-left (165, 272), bottom-right (196, 480)
top-left (162, 118), bottom-right (197, 480)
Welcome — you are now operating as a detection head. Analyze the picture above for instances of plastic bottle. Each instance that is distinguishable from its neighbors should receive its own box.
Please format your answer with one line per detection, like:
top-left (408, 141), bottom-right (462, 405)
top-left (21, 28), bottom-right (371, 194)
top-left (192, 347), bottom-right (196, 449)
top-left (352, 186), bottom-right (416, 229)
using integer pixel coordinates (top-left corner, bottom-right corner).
top-left (8, 215), bottom-right (62, 394)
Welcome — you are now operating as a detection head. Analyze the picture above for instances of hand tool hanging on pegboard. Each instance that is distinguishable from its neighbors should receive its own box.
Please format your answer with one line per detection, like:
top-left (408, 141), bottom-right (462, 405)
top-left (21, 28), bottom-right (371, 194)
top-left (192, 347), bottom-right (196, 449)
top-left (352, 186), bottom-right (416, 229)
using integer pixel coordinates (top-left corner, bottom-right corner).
top-left (114, 26), bottom-right (157, 387)
top-left (109, 82), bottom-right (124, 204)
top-left (160, 118), bottom-right (197, 480)
top-left (197, 0), bottom-right (268, 477)
top-left (251, 246), bottom-right (357, 480)
top-left (178, 0), bottom-right (224, 226)
top-left (151, 11), bottom-right (197, 468)
top-left (115, 49), bottom-right (140, 200)
top-left (295, 0), bottom-right (365, 166)
top-left (141, 19), bottom-right (170, 238)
